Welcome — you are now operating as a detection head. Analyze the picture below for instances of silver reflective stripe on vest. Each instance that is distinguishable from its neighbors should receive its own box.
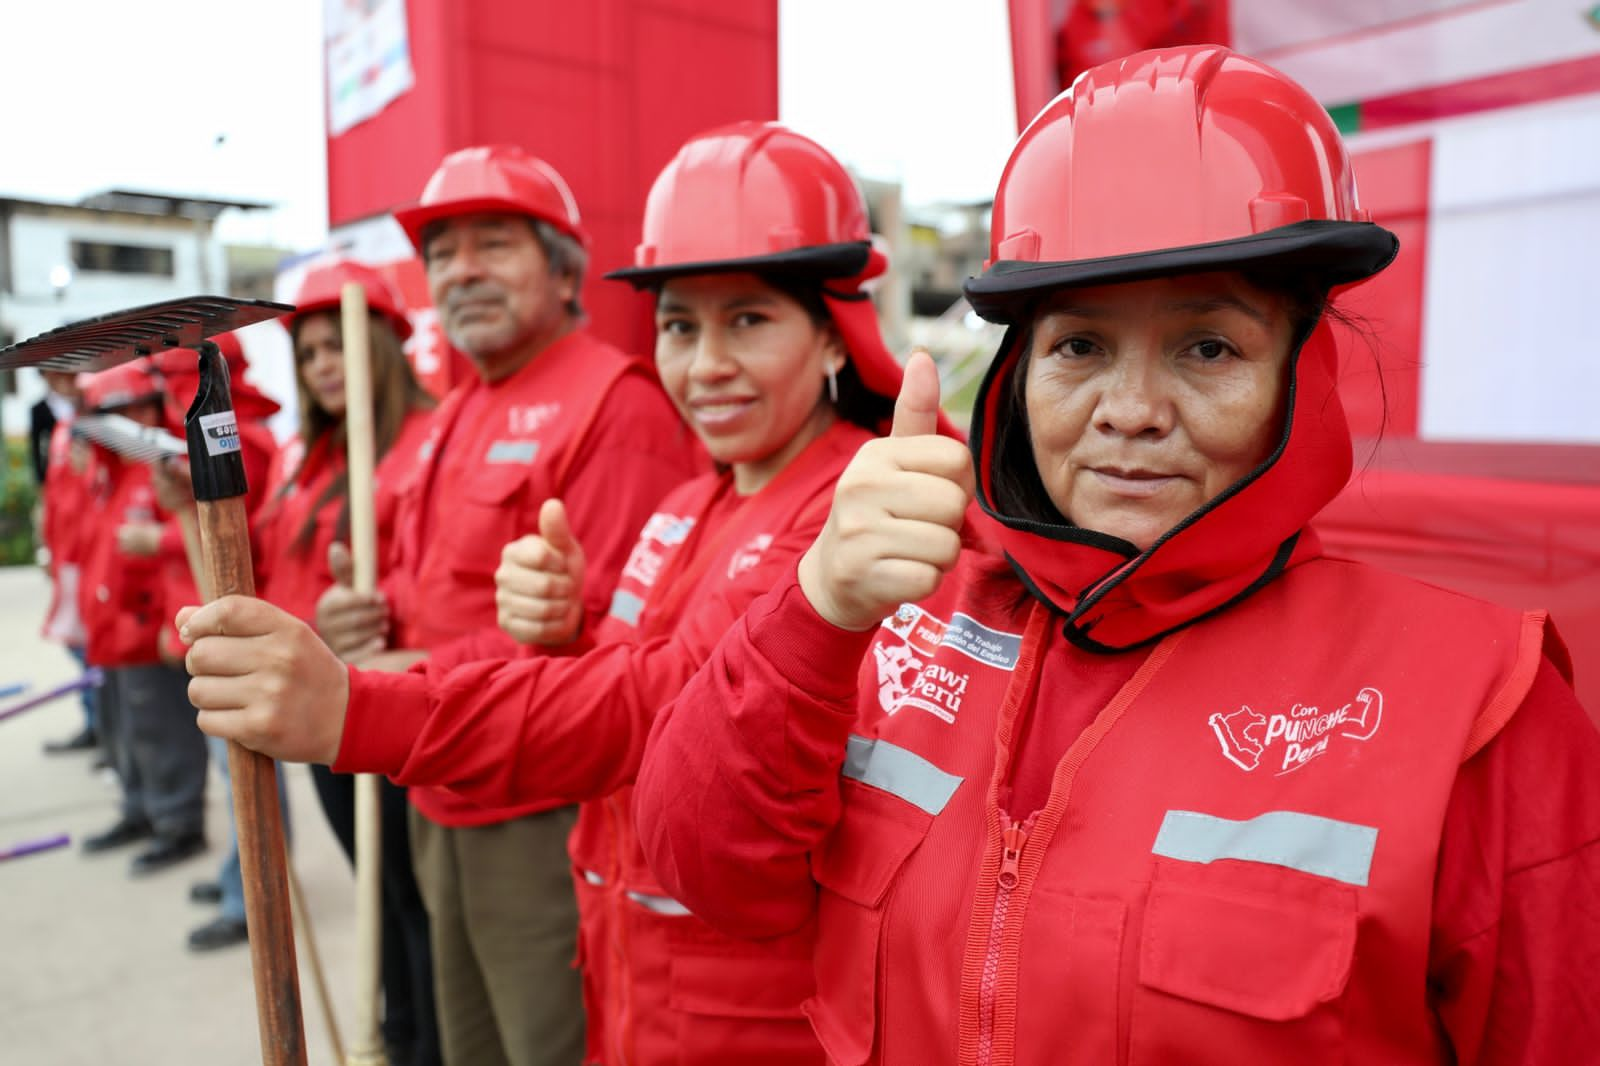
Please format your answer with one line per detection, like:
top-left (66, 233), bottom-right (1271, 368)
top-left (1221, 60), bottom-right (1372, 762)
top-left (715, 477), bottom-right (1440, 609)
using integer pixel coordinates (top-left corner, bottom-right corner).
top-left (842, 735), bottom-right (963, 816)
top-left (486, 439), bottom-right (540, 464)
top-left (580, 868), bottom-right (605, 886)
top-left (1152, 809), bottom-right (1379, 887)
top-left (626, 890), bottom-right (692, 916)
top-left (608, 589), bottom-right (645, 626)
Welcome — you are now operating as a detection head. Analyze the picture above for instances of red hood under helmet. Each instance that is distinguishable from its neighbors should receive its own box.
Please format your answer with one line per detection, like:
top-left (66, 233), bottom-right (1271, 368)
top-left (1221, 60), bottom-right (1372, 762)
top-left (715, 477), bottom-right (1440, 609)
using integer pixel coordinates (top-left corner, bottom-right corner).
top-left (150, 333), bottom-right (281, 433)
top-left (964, 46), bottom-right (1398, 651)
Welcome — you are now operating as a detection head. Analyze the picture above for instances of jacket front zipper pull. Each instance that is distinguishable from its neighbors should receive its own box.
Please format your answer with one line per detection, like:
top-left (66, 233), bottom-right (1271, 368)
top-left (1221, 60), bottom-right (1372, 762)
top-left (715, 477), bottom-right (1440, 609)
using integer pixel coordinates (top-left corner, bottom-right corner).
top-left (998, 822), bottom-right (1029, 890)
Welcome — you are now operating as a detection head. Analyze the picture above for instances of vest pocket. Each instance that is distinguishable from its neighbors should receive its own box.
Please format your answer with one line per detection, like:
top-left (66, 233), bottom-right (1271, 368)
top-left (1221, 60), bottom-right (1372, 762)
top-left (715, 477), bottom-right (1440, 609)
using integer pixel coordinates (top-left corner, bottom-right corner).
top-left (1129, 857), bottom-right (1357, 1065)
top-left (444, 467), bottom-right (530, 564)
top-left (669, 951), bottom-right (820, 1065)
top-left (805, 779), bottom-right (933, 1066)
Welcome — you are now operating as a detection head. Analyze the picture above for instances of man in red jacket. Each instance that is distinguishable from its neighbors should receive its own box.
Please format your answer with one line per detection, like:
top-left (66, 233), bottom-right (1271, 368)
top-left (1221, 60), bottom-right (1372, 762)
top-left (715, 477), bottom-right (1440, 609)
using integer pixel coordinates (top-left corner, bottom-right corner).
top-left (312, 145), bottom-right (699, 1066)
top-left (76, 362), bottom-right (209, 875)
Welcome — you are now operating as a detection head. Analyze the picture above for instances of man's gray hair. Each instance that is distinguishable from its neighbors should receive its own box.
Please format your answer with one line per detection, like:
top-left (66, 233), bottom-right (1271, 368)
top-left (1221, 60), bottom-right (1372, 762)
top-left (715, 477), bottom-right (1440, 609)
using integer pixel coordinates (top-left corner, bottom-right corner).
top-left (530, 218), bottom-right (587, 319)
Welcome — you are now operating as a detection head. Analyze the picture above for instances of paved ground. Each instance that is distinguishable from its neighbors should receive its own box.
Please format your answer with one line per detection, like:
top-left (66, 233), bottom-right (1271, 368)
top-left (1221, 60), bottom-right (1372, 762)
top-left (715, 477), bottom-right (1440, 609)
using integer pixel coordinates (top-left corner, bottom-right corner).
top-left (0, 565), bottom-right (363, 1064)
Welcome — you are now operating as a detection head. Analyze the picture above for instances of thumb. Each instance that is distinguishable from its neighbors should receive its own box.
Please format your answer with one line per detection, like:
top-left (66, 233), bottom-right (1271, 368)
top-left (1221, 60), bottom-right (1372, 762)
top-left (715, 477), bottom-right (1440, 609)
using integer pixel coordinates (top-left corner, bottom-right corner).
top-left (891, 350), bottom-right (942, 439)
top-left (538, 498), bottom-right (578, 556)
top-left (327, 541), bottom-right (354, 587)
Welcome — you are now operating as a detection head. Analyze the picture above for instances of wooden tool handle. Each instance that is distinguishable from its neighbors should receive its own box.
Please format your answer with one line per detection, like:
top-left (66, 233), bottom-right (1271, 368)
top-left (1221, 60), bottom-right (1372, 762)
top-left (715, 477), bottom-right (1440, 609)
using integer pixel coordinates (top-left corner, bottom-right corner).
top-left (341, 281), bottom-right (388, 1064)
top-left (197, 495), bottom-right (307, 1066)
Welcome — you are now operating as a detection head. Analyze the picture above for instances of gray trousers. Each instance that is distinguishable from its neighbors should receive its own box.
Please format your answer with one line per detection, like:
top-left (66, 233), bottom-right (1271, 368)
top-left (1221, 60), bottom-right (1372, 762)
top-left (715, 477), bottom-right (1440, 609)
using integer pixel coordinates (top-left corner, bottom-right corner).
top-left (101, 664), bottom-right (208, 838)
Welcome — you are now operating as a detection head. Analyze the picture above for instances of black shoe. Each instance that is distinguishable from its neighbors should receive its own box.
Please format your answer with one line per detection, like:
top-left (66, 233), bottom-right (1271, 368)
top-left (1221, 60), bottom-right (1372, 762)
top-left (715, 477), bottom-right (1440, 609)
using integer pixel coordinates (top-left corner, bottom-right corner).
top-left (44, 727), bottom-right (99, 754)
top-left (129, 832), bottom-right (207, 876)
top-left (189, 879), bottom-right (224, 904)
top-left (81, 816), bottom-right (154, 853)
top-left (186, 915), bottom-right (248, 952)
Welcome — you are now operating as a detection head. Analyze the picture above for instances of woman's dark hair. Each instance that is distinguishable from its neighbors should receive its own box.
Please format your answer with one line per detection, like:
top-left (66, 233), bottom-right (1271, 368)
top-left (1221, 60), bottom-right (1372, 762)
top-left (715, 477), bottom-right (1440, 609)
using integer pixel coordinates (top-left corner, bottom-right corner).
top-left (759, 273), bottom-right (896, 433)
top-left (989, 271), bottom-right (1338, 526)
top-left (285, 310), bottom-right (436, 555)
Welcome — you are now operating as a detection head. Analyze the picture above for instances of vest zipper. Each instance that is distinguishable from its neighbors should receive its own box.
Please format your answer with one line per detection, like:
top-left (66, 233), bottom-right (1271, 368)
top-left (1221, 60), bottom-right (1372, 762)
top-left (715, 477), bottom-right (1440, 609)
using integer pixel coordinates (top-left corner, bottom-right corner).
top-left (977, 814), bottom-right (1031, 1066)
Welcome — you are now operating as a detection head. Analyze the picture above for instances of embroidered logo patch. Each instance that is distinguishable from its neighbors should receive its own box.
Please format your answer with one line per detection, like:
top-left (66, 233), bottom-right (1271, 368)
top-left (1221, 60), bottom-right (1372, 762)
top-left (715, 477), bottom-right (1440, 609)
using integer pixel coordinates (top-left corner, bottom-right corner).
top-left (1209, 687), bottom-right (1384, 775)
top-left (874, 604), bottom-right (1021, 723)
top-left (726, 534), bottom-right (773, 580)
top-left (508, 403), bottom-right (561, 436)
top-left (620, 512), bottom-right (695, 589)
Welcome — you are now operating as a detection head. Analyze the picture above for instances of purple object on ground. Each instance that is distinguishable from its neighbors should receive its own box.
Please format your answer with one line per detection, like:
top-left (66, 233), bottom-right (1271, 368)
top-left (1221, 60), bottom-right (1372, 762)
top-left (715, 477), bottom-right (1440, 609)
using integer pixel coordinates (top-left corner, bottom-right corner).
top-left (0, 833), bottom-right (71, 863)
top-left (0, 670), bottom-right (103, 725)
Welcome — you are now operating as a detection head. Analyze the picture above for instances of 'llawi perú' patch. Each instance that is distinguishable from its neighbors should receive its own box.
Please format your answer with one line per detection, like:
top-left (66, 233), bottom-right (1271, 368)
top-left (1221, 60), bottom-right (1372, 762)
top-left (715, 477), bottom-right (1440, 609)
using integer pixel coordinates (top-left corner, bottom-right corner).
top-left (1209, 687), bottom-right (1383, 776)
top-left (874, 605), bottom-right (1022, 723)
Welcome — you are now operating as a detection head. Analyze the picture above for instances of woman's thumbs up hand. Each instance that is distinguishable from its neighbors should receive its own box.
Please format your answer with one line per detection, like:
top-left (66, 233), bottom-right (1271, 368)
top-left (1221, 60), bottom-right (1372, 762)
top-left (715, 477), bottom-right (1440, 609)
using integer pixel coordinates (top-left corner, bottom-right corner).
top-left (798, 351), bottom-right (973, 631)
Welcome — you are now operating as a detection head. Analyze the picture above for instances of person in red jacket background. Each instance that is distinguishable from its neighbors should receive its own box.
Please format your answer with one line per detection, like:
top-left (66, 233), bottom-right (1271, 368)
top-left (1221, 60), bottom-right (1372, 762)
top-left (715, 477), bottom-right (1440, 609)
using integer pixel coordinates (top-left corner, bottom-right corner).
top-left (624, 48), bottom-right (1599, 1065)
top-left (75, 362), bottom-right (210, 877)
top-left (36, 370), bottom-right (101, 755)
top-left (299, 146), bottom-right (700, 1066)
top-left (176, 121), bottom-right (934, 1065)
top-left (248, 259), bottom-right (440, 1064)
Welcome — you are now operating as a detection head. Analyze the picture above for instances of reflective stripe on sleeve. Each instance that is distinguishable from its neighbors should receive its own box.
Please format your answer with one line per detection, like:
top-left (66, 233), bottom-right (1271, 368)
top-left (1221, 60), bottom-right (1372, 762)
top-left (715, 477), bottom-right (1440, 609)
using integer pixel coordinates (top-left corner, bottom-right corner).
top-left (608, 589), bottom-right (644, 626)
top-left (842, 735), bottom-right (963, 816)
top-left (626, 890), bottom-right (692, 916)
top-left (1151, 809), bottom-right (1379, 887)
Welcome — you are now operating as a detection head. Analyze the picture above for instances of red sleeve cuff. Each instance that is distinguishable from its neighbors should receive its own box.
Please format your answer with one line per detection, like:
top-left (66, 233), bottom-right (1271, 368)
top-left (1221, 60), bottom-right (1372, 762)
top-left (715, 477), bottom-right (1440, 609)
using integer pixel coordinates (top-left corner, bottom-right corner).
top-left (746, 578), bottom-right (877, 703)
top-left (332, 662), bottom-right (432, 775)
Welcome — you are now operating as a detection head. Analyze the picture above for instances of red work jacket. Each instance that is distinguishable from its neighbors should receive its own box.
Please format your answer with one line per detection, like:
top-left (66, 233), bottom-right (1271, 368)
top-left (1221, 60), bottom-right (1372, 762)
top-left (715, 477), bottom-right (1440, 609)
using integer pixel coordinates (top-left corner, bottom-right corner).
top-left (40, 419), bottom-right (93, 645)
top-left (254, 410), bottom-right (432, 623)
top-left (382, 329), bottom-right (699, 827)
top-left (337, 422), bottom-right (876, 1064)
top-left (635, 546), bottom-right (1600, 1065)
top-left (77, 453), bottom-right (166, 667)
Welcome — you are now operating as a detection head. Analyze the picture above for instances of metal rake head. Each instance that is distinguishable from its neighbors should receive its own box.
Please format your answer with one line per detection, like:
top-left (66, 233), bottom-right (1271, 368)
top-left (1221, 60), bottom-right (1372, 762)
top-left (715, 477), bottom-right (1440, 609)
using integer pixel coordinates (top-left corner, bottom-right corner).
top-left (0, 295), bottom-right (292, 373)
top-left (72, 413), bottom-right (188, 464)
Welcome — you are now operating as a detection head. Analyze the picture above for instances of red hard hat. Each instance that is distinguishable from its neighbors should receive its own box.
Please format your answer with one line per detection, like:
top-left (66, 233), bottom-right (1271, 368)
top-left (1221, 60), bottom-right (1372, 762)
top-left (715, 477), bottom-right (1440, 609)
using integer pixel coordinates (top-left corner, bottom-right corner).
top-left (965, 46), bottom-right (1397, 322)
top-left (608, 121), bottom-right (878, 284)
top-left (392, 145), bottom-right (588, 254)
top-left (283, 259), bottom-right (412, 340)
top-left (80, 360), bottom-right (162, 412)
top-left (606, 121), bottom-right (939, 432)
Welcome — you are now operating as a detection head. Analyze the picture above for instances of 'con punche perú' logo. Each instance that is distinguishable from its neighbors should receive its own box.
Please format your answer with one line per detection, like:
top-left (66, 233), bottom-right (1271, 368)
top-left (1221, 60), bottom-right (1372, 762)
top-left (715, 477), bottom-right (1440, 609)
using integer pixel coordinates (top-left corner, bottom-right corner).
top-left (1209, 687), bottom-right (1383, 776)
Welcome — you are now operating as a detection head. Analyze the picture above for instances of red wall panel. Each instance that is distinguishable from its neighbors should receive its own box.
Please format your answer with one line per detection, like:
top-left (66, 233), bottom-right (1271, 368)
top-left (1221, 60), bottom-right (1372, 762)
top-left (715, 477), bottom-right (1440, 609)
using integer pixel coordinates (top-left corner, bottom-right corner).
top-left (326, 0), bottom-right (778, 356)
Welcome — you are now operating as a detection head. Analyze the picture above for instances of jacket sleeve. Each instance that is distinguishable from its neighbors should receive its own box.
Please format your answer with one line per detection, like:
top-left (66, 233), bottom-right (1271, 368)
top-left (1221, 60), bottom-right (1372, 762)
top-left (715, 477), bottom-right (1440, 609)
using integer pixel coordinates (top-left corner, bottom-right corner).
top-left (1429, 657), bottom-right (1600, 1064)
top-left (332, 522), bottom-right (834, 815)
top-left (634, 577), bottom-right (879, 940)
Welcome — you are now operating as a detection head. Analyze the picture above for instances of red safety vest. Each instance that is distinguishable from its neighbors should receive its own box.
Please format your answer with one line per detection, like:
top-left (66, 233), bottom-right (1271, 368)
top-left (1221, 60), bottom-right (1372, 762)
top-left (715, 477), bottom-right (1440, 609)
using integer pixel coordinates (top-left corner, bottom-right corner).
top-left (255, 410), bottom-right (431, 623)
top-left (804, 551), bottom-right (1549, 1066)
top-left (568, 425), bottom-right (872, 1066)
top-left (77, 455), bottom-right (166, 667)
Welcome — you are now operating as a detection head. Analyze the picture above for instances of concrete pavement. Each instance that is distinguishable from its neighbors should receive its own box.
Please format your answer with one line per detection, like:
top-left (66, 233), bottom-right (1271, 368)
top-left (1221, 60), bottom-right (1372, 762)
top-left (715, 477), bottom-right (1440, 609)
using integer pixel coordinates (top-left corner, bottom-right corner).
top-left (0, 564), bottom-right (363, 1064)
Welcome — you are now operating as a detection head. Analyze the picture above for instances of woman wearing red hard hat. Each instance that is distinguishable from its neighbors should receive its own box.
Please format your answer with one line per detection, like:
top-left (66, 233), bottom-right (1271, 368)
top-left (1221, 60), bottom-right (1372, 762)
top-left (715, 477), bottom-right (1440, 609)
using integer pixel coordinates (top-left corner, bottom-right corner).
top-left (634, 47), bottom-right (1600, 1064)
top-left (253, 258), bottom-right (440, 1062)
top-left (179, 121), bottom-right (939, 1064)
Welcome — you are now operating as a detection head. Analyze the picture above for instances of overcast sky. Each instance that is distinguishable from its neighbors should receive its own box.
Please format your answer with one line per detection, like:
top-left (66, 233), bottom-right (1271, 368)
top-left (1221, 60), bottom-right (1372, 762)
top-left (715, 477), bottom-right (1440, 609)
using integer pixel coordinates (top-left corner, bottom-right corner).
top-left (0, 0), bottom-right (1016, 253)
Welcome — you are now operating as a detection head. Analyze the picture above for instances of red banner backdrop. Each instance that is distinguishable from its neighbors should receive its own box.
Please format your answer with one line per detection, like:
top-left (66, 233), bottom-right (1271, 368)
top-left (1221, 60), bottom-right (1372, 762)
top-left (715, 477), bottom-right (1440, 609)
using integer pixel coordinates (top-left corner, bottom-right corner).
top-left (325, 0), bottom-right (779, 367)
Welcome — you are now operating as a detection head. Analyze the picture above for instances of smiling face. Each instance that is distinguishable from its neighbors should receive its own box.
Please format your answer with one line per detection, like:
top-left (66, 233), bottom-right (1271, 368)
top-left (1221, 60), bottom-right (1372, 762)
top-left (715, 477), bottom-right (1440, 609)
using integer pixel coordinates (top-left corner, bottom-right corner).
top-left (421, 213), bottom-right (574, 380)
top-left (654, 273), bottom-right (845, 495)
top-left (294, 311), bottom-right (346, 417)
top-left (1022, 272), bottom-right (1297, 551)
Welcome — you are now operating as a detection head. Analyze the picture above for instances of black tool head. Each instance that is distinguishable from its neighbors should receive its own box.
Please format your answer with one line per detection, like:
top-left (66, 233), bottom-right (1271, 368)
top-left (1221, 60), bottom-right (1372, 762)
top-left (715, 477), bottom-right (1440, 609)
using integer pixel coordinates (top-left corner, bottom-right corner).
top-left (0, 295), bottom-right (293, 373)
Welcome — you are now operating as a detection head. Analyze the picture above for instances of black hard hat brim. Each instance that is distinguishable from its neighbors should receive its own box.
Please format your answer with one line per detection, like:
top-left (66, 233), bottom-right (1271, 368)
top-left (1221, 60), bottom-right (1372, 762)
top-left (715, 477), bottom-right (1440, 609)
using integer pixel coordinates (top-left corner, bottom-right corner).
top-left (964, 220), bottom-right (1399, 324)
top-left (606, 241), bottom-right (872, 290)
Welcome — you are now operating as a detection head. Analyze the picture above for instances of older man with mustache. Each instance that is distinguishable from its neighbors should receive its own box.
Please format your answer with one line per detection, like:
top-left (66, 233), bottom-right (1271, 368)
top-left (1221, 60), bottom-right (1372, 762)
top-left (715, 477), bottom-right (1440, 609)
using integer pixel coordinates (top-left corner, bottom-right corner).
top-left (312, 145), bottom-right (699, 1066)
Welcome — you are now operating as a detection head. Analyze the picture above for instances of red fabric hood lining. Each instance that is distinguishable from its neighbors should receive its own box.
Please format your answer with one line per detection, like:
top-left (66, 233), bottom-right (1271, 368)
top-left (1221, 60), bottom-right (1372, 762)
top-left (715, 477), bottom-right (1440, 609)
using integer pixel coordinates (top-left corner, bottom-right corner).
top-left (970, 318), bottom-right (1352, 650)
